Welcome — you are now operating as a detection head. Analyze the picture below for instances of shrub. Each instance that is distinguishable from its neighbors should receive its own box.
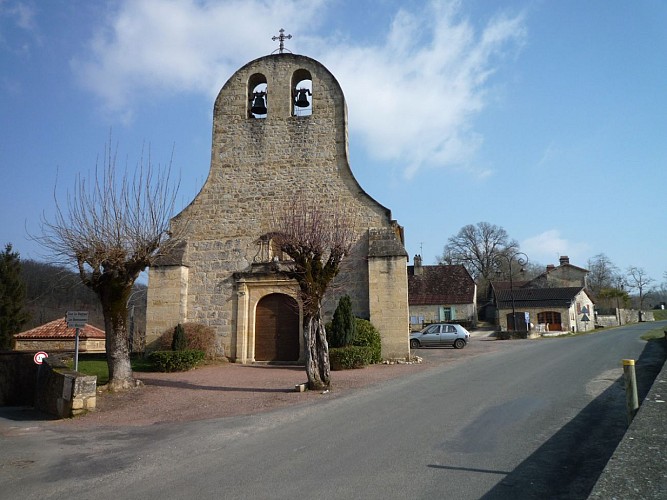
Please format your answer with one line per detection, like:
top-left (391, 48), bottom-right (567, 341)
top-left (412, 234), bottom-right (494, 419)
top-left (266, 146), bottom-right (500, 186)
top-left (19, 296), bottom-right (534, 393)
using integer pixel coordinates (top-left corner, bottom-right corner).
top-left (329, 295), bottom-right (356, 348)
top-left (171, 324), bottom-right (187, 351)
top-left (148, 350), bottom-right (205, 372)
top-left (329, 346), bottom-right (375, 370)
top-left (352, 318), bottom-right (382, 363)
top-left (157, 323), bottom-right (217, 359)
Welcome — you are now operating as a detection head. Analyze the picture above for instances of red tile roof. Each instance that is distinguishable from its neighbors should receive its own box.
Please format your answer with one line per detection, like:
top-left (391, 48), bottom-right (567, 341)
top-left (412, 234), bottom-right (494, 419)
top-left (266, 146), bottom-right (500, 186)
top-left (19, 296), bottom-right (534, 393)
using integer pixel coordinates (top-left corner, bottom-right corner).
top-left (408, 264), bottom-right (475, 305)
top-left (14, 318), bottom-right (105, 340)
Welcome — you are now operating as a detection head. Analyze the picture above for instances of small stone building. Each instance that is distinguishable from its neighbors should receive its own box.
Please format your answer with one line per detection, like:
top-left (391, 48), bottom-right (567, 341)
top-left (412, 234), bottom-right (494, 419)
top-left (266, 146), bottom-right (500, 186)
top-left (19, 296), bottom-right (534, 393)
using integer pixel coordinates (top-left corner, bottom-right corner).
top-left (527, 256), bottom-right (589, 288)
top-left (495, 287), bottom-right (594, 333)
top-left (13, 318), bottom-right (106, 353)
top-left (407, 256), bottom-right (477, 331)
top-left (146, 51), bottom-right (409, 363)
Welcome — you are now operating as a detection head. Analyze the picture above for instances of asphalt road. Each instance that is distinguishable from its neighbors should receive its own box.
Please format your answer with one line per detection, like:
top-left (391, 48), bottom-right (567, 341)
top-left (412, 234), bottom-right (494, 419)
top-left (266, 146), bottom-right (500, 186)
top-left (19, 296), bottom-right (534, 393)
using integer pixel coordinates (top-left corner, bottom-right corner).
top-left (2, 322), bottom-right (665, 500)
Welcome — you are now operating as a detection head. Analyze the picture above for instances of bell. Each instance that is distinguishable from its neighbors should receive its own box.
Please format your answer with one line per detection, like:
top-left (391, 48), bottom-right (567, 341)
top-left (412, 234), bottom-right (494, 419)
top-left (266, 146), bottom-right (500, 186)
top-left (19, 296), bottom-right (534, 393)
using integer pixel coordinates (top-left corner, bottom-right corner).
top-left (251, 93), bottom-right (267, 115)
top-left (294, 89), bottom-right (310, 108)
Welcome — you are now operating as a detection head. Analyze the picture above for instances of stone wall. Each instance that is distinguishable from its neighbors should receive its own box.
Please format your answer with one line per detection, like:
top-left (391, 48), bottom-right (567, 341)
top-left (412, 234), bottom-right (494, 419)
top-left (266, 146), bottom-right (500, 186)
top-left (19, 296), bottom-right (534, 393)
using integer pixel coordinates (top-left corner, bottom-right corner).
top-left (34, 354), bottom-right (97, 418)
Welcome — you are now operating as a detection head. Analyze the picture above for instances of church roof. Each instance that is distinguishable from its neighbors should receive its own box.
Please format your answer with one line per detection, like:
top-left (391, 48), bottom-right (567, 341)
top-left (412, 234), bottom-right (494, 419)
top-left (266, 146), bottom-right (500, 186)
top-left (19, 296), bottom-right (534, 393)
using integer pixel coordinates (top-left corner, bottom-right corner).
top-left (14, 318), bottom-right (105, 340)
top-left (408, 264), bottom-right (475, 305)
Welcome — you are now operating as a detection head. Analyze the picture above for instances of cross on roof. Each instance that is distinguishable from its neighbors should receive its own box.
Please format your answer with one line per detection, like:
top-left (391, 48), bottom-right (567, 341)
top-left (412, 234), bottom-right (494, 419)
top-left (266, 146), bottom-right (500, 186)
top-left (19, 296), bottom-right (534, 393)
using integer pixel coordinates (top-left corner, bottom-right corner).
top-left (272, 28), bottom-right (292, 54)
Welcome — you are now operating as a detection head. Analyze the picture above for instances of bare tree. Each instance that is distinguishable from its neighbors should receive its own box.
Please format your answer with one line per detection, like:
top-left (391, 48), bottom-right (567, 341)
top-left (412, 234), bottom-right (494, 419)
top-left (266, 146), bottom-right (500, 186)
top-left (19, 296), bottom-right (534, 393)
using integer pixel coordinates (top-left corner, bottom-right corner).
top-left (273, 197), bottom-right (355, 391)
top-left (586, 253), bottom-right (620, 295)
top-left (36, 141), bottom-right (180, 391)
top-left (438, 222), bottom-right (519, 282)
top-left (626, 266), bottom-right (655, 318)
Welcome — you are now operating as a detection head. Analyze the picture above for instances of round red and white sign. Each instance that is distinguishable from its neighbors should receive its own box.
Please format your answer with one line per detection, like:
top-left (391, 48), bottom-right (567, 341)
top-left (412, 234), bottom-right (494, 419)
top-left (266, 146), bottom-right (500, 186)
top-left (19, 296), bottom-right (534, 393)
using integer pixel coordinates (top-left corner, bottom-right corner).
top-left (34, 351), bottom-right (48, 364)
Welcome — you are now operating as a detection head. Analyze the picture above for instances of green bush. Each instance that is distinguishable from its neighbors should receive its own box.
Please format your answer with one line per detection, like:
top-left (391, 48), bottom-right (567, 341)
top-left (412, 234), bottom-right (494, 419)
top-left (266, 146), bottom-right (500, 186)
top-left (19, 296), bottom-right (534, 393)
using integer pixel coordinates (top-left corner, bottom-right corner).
top-left (352, 318), bottom-right (382, 363)
top-left (157, 323), bottom-right (217, 359)
top-left (171, 324), bottom-right (187, 351)
top-left (329, 346), bottom-right (375, 370)
top-left (148, 350), bottom-right (205, 372)
top-left (329, 295), bottom-right (356, 347)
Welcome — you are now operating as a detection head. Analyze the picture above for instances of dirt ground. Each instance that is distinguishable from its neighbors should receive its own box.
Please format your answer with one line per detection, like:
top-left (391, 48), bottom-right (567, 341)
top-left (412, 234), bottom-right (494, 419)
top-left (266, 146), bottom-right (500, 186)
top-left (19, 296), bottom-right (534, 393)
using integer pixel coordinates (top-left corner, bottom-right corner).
top-left (52, 337), bottom-right (524, 428)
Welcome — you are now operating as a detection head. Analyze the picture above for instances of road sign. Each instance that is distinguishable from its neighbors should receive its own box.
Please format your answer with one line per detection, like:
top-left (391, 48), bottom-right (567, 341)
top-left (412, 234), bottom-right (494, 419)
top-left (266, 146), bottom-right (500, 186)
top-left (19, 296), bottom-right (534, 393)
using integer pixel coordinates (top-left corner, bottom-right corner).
top-left (34, 351), bottom-right (48, 364)
top-left (66, 310), bottom-right (89, 328)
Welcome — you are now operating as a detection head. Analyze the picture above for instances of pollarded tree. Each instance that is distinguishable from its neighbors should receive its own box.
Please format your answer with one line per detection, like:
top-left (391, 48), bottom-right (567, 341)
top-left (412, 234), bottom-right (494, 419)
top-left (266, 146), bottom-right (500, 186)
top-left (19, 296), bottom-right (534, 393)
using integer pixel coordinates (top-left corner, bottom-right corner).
top-left (273, 197), bottom-right (355, 390)
top-left (0, 243), bottom-right (30, 349)
top-left (36, 141), bottom-right (181, 390)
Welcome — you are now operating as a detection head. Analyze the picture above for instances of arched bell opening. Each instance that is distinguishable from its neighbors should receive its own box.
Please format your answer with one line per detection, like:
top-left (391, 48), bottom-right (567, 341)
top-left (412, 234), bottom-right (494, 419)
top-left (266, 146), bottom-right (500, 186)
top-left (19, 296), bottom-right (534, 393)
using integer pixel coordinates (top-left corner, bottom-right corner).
top-left (248, 73), bottom-right (268, 119)
top-left (291, 69), bottom-right (312, 117)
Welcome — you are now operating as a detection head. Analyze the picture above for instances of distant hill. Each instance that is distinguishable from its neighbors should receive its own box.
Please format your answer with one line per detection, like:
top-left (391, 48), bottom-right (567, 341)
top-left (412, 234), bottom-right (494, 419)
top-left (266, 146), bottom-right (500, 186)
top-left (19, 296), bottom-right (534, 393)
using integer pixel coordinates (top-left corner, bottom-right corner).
top-left (19, 260), bottom-right (146, 339)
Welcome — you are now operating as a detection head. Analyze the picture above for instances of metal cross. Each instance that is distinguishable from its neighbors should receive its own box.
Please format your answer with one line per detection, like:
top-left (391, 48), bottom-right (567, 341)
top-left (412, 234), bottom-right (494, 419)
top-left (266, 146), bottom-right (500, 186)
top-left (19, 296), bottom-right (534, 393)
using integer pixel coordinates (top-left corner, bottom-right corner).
top-left (272, 28), bottom-right (292, 54)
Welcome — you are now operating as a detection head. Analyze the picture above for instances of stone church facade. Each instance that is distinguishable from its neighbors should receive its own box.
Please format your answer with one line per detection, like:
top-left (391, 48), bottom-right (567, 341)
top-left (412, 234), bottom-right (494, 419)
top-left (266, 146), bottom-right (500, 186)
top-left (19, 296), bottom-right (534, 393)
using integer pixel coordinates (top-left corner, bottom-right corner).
top-left (145, 52), bottom-right (409, 363)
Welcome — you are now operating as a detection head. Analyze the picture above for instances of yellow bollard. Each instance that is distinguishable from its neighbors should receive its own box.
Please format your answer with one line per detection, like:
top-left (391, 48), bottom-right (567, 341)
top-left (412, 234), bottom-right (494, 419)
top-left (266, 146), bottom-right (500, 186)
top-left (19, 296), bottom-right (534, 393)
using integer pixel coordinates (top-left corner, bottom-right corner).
top-left (622, 359), bottom-right (639, 424)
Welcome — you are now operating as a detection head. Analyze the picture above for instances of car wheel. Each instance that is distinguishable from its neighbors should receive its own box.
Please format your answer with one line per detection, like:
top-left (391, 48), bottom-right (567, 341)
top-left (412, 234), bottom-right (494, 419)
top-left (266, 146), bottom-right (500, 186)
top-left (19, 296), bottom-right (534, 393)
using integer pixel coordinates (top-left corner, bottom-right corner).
top-left (410, 339), bottom-right (420, 349)
top-left (454, 339), bottom-right (466, 349)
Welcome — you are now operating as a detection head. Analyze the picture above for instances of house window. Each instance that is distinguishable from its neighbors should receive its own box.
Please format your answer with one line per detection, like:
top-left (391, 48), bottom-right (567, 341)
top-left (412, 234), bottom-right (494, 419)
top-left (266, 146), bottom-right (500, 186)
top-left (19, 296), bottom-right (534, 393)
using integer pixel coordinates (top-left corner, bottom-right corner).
top-left (440, 307), bottom-right (452, 321)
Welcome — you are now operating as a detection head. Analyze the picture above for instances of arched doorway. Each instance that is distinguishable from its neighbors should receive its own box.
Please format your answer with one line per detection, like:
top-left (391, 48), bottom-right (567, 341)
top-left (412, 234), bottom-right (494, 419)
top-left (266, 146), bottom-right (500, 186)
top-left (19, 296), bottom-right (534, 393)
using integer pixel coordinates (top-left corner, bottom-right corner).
top-left (255, 293), bottom-right (300, 361)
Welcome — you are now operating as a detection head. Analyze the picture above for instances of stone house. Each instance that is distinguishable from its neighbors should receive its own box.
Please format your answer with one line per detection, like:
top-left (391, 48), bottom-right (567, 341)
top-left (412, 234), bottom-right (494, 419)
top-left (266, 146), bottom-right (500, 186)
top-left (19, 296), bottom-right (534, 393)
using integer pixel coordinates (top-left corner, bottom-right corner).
top-left (407, 255), bottom-right (477, 331)
top-left (13, 318), bottom-right (106, 353)
top-left (145, 52), bottom-right (409, 363)
top-left (526, 256), bottom-right (589, 289)
top-left (495, 286), bottom-right (594, 333)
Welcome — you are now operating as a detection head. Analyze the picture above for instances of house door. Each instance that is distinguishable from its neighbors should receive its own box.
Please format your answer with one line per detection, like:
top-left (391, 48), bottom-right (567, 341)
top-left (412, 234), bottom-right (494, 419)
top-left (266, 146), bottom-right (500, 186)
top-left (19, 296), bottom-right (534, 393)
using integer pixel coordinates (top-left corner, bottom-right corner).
top-left (255, 293), bottom-right (300, 361)
top-left (538, 311), bottom-right (562, 332)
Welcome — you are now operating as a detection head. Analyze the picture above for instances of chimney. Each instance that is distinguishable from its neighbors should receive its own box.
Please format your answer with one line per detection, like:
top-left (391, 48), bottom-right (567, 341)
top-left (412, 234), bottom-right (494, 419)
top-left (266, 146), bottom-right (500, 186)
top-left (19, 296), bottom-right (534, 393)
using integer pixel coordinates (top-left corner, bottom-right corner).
top-left (546, 264), bottom-right (556, 272)
top-left (559, 256), bottom-right (570, 266)
top-left (414, 254), bottom-right (423, 276)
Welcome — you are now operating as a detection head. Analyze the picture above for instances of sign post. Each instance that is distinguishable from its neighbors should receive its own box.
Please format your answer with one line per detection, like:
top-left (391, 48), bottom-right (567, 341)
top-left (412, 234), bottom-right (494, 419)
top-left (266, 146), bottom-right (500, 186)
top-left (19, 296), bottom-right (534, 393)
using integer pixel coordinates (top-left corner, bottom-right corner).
top-left (67, 311), bottom-right (88, 371)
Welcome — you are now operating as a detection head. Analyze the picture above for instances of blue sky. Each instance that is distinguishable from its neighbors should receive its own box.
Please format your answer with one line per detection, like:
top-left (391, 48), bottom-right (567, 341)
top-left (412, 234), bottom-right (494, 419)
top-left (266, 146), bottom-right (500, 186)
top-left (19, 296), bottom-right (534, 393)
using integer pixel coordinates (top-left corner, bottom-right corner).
top-left (1, 0), bottom-right (666, 285)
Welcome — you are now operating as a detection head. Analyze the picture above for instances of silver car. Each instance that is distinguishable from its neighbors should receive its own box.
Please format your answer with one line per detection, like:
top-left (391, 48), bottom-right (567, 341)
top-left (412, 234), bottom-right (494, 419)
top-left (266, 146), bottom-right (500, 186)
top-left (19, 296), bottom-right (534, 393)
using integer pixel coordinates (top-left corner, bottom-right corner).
top-left (409, 323), bottom-right (470, 349)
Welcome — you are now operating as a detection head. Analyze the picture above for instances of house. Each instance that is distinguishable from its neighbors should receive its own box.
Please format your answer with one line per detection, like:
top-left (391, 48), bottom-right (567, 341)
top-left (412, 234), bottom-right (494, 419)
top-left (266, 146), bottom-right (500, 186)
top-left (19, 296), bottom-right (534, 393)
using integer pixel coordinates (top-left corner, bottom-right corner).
top-left (407, 255), bottom-right (477, 331)
top-left (13, 318), bottom-right (106, 353)
top-left (145, 48), bottom-right (409, 363)
top-left (526, 256), bottom-right (589, 289)
top-left (495, 286), bottom-right (594, 334)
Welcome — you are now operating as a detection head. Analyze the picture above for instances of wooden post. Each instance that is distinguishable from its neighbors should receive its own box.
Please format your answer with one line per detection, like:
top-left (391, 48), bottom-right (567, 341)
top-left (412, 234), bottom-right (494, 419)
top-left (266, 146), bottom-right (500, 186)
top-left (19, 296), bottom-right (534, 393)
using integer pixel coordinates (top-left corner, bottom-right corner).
top-left (622, 359), bottom-right (639, 424)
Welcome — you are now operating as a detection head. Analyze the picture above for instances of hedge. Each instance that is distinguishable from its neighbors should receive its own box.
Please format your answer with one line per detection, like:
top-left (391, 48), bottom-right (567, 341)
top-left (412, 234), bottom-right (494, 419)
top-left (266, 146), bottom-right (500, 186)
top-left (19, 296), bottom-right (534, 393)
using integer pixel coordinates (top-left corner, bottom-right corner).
top-left (329, 346), bottom-right (375, 370)
top-left (148, 350), bottom-right (205, 372)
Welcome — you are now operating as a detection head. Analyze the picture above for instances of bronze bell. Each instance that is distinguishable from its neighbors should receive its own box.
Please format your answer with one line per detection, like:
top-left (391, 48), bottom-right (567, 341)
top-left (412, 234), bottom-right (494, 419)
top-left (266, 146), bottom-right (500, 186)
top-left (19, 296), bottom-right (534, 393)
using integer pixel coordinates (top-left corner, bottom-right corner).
top-left (294, 88), bottom-right (310, 108)
top-left (251, 92), bottom-right (267, 115)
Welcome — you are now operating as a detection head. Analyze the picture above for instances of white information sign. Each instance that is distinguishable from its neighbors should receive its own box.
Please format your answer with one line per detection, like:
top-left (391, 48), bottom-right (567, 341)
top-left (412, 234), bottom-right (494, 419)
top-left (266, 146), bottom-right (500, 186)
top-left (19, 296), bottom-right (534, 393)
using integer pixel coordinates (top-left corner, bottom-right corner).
top-left (66, 310), bottom-right (88, 328)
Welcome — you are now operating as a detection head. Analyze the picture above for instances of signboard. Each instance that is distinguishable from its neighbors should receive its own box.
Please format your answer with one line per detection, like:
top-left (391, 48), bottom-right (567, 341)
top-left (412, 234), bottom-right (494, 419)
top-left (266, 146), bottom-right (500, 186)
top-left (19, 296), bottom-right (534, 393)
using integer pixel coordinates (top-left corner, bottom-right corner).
top-left (34, 351), bottom-right (48, 364)
top-left (66, 310), bottom-right (89, 328)
top-left (524, 312), bottom-right (530, 324)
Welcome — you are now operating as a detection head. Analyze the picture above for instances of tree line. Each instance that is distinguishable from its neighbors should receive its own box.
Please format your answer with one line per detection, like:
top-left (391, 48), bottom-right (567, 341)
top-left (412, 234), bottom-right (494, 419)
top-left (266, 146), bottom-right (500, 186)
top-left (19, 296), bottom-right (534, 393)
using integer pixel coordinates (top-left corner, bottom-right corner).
top-left (436, 221), bottom-right (665, 311)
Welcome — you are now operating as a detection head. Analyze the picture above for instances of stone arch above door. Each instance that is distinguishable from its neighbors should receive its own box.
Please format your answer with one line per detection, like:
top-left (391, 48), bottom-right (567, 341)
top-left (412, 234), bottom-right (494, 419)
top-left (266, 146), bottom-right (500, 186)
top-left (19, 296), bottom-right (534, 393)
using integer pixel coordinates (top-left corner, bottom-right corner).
top-left (234, 276), bottom-right (302, 364)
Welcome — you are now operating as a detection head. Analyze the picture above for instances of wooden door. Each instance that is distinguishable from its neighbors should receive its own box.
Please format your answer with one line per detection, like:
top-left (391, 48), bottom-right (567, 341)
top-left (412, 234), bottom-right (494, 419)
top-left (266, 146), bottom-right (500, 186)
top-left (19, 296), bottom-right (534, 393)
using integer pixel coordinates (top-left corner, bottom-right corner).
top-left (255, 294), bottom-right (300, 361)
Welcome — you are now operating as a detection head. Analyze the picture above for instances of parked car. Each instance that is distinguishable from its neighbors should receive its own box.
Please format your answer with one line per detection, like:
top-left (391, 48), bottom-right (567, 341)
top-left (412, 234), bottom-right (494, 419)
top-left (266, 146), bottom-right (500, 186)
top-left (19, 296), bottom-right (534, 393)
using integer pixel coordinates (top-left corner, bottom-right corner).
top-left (409, 323), bottom-right (470, 349)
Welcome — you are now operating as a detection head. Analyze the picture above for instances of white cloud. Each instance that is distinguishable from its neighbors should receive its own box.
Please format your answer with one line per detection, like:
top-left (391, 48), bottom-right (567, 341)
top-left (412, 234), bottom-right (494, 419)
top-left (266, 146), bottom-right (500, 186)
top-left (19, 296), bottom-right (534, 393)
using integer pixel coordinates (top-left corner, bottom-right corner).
top-left (522, 229), bottom-right (591, 267)
top-left (71, 0), bottom-right (326, 112)
top-left (72, 0), bottom-right (525, 178)
top-left (320, 2), bottom-right (526, 178)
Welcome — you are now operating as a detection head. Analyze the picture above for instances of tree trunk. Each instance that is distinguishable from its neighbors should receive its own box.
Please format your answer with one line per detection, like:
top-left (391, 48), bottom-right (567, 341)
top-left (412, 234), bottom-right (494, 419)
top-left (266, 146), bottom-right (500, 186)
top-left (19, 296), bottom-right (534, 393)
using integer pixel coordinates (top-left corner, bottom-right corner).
top-left (303, 310), bottom-right (331, 391)
top-left (100, 288), bottom-right (135, 391)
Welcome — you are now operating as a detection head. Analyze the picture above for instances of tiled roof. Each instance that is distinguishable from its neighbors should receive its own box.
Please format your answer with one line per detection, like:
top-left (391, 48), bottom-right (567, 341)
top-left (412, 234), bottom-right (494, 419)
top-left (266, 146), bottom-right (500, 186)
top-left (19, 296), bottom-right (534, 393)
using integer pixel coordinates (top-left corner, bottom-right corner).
top-left (495, 287), bottom-right (586, 309)
top-left (408, 265), bottom-right (475, 305)
top-left (14, 318), bottom-right (105, 340)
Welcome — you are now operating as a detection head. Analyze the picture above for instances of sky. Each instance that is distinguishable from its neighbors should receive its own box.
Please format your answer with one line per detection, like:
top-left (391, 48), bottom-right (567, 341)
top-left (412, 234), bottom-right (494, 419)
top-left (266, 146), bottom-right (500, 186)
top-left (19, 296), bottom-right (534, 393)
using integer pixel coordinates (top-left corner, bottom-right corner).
top-left (1, 0), bottom-right (666, 287)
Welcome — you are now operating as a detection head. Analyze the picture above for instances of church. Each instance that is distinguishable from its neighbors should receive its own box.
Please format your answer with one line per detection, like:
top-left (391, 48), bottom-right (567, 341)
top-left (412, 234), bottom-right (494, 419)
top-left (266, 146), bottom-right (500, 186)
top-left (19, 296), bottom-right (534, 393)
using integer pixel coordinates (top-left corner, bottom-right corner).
top-left (145, 39), bottom-right (409, 363)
